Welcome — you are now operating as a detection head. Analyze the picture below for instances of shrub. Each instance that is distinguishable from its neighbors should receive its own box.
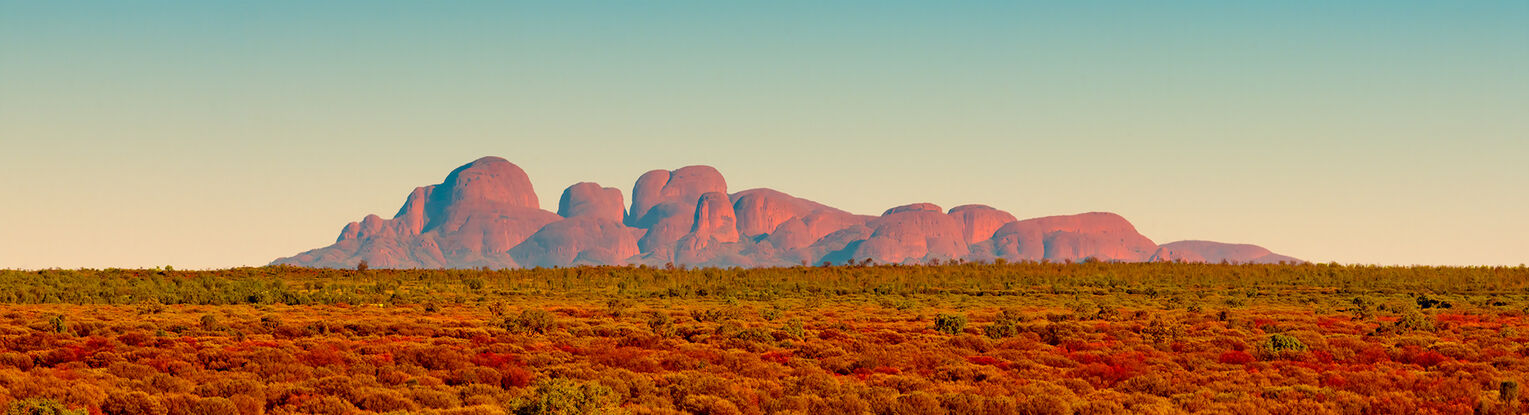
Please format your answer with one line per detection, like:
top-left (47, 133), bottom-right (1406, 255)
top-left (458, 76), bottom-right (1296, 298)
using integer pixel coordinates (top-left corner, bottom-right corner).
top-left (47, 315), bottom-right (67, 334)
top-left (101, 392), bottom-right (167, 415)
top-left (983, 320), bottom-right (1019, 339)
top-left (1394, 310), bottom-right (1436, 332)
top-left (357, 389), bottom-right (417, 413)
top-left (515, 378), bottom-right (621, 415)
top-left (1258, 333), bottom-right (1308, 359)
top-left (782, 318), bottom-right (805, 340)
top-left (187, 397), bottom-right (237, 415)
top-left (4, 398), bottom-right (86, 415)
top-left (199, 314), bottom-right (220, 331)
top-left (1218, 350), bottom-right (1256, 365)
top-left (647, 312), bottom-right (675, 337)
top-left (505, 309), bottom-right (557, 334)
top-left (934, 314), bottom-right (967, 335)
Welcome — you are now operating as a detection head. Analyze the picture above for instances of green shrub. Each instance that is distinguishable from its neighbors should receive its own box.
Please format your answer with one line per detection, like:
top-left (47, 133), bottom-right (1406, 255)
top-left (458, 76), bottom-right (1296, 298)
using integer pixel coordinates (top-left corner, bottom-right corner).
top-left (505, 309), bottom-right (557, 334)
top-left (514, 378), bottom-right (621, 415)
top-left (1395, 310), bottom-right (1436, 332)
top-left (934, 313), bottom-right (967, 335)
top-left (647, 311), bottom-right (675, 337)
top-left (983, 320), bottom-right (1019, 339)
top-left (1258, 333), bottom-right (1308, 359)
top-left (5, 398), bottom-right (86, 415)
top-left (782, 318), bottom-right (805, 340)
top-left (47, 314), bottom-right (67, 334)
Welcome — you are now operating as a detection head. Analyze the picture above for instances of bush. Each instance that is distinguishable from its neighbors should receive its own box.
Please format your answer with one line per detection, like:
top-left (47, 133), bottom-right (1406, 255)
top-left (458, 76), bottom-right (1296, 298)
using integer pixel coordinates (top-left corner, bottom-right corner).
top-left (983, 320), bottom-right (1019, 339)
top-left (505, 309), bottom-right (557, 334)
top-left (4, 398), bottom-right (86, 415)
top-left (199, 314), bottom-right (220, 331)
top-left (47, 315), bottom-right (67, 334)
top-left (101, 391), bottom-right (167, 415)
top-left (934, 314), bottom-right (967, 335)
top-left (1218, 350), bottom-right (1256, 365)
top-left (187, 397), bottom-right (238, 415)
top-left (1395, 310), bottom-right (1436, 332)
top-left (357, 389), bottom-right (417, 412)
top-left (1258, 333), bottom-right (1308, 359)
top-left (515, 378), bottom-right (621, 415)
top-left (782, 318), bottom-right (805, 340)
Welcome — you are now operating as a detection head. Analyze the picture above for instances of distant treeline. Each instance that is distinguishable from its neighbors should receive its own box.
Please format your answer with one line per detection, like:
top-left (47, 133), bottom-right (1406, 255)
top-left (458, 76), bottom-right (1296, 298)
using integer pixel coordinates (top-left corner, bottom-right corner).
top-left (1, 263), bottom-right (1525, 306)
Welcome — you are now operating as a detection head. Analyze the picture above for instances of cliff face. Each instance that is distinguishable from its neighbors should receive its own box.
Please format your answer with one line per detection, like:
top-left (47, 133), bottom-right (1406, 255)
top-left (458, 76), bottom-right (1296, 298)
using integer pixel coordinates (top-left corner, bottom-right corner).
top-left (273, 157), bottom-right (1300, 268)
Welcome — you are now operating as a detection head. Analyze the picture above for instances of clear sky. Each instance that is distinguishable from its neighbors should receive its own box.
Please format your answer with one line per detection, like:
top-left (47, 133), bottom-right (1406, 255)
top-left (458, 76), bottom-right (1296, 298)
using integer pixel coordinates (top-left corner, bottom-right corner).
top-left (2, 1), bottom-right (1526, 269)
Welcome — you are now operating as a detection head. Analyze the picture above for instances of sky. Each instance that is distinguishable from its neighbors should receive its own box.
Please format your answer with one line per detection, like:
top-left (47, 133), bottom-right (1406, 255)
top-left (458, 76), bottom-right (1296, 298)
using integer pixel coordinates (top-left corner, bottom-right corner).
top-left (1, 1), bottom-right (1526, 269)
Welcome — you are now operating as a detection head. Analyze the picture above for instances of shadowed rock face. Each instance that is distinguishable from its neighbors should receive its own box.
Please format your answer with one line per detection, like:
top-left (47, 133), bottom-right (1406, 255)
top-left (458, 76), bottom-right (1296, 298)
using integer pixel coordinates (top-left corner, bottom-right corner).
top-left (275, 156), bottom-right (1300, 268)
top-left (1150, 240), bottom-right (1301, 264)
top-left (510, 217), bottom-right (638, 268)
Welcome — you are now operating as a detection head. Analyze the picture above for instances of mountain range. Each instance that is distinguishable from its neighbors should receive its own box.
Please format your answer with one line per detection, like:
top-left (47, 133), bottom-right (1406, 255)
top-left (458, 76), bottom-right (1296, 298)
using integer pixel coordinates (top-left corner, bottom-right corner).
top-left (272, 156), bottom-right (1301, 268)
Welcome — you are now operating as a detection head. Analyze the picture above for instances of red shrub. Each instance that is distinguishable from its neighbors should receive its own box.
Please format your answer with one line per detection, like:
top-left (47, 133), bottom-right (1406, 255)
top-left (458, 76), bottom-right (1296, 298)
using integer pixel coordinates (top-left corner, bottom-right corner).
top-left (500, 366), bottom-right (533, 388)
top-left (1219, 350), bottom-right (1256, 365)
top-left (760, 351), bottom-right (792, 364)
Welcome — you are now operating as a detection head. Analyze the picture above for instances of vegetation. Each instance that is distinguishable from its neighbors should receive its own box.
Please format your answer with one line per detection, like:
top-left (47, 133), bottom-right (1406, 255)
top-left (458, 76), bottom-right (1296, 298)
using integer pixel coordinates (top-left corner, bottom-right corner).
top-left (0, 262), bottom-right (1523, 414)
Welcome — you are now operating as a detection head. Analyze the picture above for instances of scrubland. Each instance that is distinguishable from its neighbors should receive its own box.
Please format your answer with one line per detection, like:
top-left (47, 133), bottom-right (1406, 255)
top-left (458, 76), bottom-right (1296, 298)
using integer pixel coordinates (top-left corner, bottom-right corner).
top-left (0, 262), bottom-right (1526, 414)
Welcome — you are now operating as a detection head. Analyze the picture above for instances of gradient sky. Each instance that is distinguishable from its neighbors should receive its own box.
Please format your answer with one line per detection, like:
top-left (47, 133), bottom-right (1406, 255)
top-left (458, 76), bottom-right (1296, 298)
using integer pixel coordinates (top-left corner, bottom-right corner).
top-left (2, 1), bottom-right (1526, 269)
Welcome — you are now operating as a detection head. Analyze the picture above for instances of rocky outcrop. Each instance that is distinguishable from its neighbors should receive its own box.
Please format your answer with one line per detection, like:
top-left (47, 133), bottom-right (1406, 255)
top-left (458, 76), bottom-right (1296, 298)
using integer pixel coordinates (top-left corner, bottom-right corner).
top-left (558, 182), bottom-right (625, 222)
top-left (626, 166), bottom-right (728, 261)
top-left (275, 156), bottom-right (1299, 268)
top-left (985, 212), bottom-right (1157, 262)
top-left (948, 205), bottom-right (1017, 244)
top-left (509, 217), bottom-right (639, 268)
top-left (273, 156), bottom-right (559, 269)
top-left (1150, 240), bottom-right (1302, 264)
top-left (850, 204), bottom-right (969, 264)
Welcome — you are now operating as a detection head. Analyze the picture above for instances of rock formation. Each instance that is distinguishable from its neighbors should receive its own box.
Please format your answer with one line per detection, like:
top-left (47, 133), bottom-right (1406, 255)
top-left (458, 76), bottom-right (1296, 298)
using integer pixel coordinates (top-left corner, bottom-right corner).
top-left (557, 182), bottom-right (625, 223)
top-left (983, 212), bottom-right (1158, 262)
top-left (850, 204), bottom-right (969, 264)
top-left (274, 156), bottom-right (1301, 268)
top-left (948, 204), bottom-right (1018, 244)
top-left (1149, 240), bottom-right (1301, 264)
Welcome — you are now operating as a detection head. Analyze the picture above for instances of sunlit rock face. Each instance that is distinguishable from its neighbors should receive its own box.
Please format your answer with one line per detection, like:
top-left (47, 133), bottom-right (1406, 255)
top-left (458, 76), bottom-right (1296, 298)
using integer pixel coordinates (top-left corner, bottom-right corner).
top-left (557, 182), bottom-right (626, 223)
top-left (273, 156), bottom-right (558, 269)
top-left (948, 204), bottom-right (1018, 245)
top-left (625, 166), bottom-right (729, 263)
top-left (983, 212), bottom-right (1158, 263)
top-left (275, 156), bottom-right (1299, 268)
top-left (848, 204), bottom-right (970, 264)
